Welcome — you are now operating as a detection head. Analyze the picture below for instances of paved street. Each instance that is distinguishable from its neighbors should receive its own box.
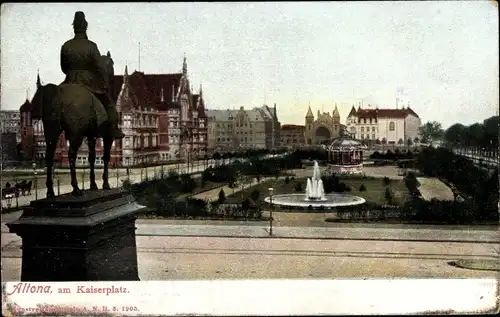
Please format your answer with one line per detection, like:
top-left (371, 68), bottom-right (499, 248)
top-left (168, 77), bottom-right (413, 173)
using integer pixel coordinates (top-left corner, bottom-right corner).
top-left (2, 231), bottom-right (498, 281)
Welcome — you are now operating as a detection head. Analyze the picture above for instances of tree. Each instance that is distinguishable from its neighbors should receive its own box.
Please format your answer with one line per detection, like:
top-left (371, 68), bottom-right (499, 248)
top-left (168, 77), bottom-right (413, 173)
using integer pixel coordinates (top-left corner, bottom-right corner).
top-left (218, 189), bottom-right (226, 204)
top-left (381, 138), bottom-right (387, 145)
top-left (482, 116), bottom-right (499, 150)
top-left (212, 152), bottom-right (221, 166)
top-left (397, 138), bottom-right (404, 145)
top-left (418, 121), bottom-right (444, 144)
top-left (413, 137), bottom-right (420, 144)
top-left (384, 187), bottom-right (394, 205)
top-left (23, 134), bottom-right (36, 162)
top-left (464, 123), bottom-right (485, 149)
top-left (406, 138), bottom-right (413, 147)
top-left (444, 123), bottom-right (467, 147)
top-left (375, 138), bottom-right (381, 145)
top-left (383, 176), bottom-right (391, 186)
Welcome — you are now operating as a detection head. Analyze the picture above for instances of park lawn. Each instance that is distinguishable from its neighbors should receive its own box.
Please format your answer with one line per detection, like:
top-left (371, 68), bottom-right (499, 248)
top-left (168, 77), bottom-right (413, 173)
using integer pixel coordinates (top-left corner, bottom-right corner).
top-left (225, 178), bottom-right (302, 204)
top-left (225, 176), bottom-right (410, 207)
top-left (340, 178), bottom-right (409, 206)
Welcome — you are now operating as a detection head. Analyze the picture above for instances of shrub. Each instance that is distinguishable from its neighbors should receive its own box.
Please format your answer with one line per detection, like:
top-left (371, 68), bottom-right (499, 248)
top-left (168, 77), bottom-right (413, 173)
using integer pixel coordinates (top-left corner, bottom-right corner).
top-left (218, 189), bottom-right (226, 203)
top-left (284, 176), bottom-right (290, 184)
top-left (122, 179), bottom-right (132, 191)
top-left (359, 184), bottom-right (366, 192)
top-left (180, 174), bottom-right (197, 193)
top-left (294, 182), bottom-right (303, 192)
top-left (370, 151), bottom-right (381, 159)
top-left (241, 199), bottom-right (250, 211)
top-left (383, 176), bottom-right (391, 186)
top-left (384, 187), bottom-right (394, 205)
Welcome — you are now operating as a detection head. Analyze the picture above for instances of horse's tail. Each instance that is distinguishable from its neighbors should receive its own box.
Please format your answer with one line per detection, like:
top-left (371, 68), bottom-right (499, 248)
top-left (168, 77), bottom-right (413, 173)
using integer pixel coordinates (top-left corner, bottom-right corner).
top-left (31, 84), bottom-right (61, 121)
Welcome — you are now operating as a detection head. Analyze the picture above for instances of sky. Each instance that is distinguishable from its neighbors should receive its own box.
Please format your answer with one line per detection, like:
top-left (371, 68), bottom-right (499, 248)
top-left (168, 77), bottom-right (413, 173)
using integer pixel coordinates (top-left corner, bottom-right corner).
top-left (1, 2), bottom-right (498, 128)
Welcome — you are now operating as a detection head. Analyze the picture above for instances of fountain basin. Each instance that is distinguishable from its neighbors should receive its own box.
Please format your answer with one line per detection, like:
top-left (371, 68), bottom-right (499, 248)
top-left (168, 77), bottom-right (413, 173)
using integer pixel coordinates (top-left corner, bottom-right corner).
top-left (264, 193), bottom-right (366, 210)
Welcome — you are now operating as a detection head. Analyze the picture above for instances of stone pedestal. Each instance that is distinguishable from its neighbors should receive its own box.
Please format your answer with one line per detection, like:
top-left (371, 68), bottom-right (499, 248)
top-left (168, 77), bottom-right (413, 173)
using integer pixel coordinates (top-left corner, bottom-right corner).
top-left (6, 188), bottom-right (145, 281)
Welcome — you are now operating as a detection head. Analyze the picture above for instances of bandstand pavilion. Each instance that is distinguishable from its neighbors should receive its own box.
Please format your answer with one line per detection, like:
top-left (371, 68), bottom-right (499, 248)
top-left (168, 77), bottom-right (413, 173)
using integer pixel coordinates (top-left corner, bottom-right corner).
top-left (326, 137), bottom-right (367, 174)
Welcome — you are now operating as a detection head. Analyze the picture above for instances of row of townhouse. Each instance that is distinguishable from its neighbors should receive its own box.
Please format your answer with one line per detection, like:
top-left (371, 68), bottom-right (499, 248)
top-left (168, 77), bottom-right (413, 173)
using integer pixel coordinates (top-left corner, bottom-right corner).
top-left (206, 104), bottom-right (281, 152)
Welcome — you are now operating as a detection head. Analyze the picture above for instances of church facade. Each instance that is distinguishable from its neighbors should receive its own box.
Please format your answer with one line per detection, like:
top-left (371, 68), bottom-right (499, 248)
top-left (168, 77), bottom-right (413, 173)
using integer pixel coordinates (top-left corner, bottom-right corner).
top-left (304, 104), bottom-right (341, 145)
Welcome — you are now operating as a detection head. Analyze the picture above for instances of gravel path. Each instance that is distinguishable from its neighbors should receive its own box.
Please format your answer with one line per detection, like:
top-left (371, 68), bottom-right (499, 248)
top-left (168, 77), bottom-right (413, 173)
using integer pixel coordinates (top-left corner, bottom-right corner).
top-left (417, 177), bottom-right (455, 201)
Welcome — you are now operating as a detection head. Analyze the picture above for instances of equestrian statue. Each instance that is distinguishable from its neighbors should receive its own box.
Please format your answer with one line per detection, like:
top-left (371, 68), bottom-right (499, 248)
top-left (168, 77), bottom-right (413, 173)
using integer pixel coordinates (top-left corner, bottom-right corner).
top-left (31, 11), bottom-right (125, 197)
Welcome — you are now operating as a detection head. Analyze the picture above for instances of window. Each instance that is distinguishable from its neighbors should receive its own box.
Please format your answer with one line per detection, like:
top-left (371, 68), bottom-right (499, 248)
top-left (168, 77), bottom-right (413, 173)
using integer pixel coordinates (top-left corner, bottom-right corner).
top-left (372, 134), bottom-right (375, 139)
top-left (372, 127), bottom-right (375, 132)
top-left (361, 134), bottom-right (364, 139)
top-left (361, 127), bottom-right (364, 132)
top-left (389, 122), bottom-right (395, 131)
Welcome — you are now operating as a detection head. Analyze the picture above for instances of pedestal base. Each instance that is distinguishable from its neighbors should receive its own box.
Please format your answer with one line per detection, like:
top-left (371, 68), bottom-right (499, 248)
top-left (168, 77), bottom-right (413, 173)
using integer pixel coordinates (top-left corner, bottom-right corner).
top-left (6, 189), bottom-right (145, 281)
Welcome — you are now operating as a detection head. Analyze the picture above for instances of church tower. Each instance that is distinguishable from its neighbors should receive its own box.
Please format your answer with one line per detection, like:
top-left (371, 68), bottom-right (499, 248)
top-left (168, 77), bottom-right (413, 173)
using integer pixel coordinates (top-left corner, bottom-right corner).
top-left (305, 105), bottom-right (314, 128)
top-left (332, 103), bottom-right (340, 124)
top-left (305, 105), bottom-right (314, 145)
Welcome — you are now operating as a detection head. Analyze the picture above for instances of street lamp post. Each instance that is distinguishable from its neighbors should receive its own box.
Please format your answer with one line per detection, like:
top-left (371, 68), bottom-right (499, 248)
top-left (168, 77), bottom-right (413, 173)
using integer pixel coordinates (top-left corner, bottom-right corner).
top-left (32, 162), bottom-right (38, 200)
top-left (268, 187), bottom-right (274, 236)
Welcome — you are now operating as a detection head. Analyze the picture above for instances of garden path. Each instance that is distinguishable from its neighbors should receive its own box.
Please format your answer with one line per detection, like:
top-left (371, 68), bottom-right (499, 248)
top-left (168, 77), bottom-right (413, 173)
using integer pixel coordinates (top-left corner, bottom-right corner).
top-left (416, 177), bottom-right (455, 201)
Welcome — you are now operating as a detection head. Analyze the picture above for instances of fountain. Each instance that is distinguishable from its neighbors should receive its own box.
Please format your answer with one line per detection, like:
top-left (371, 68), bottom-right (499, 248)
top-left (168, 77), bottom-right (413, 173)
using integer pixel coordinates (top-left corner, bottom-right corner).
top-left (305, 161), bottom-right (327, 201)
top-left (264, 160), bottom-right (366, 210)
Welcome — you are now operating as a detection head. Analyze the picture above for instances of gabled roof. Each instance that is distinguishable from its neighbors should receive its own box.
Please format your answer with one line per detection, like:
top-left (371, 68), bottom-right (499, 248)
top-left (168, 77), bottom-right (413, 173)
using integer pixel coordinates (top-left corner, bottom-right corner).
top-left (143, 73), bottom-right (183, 106)
top-left (350, 107), bottom-right (419, 119)
top-left (281, 124), bottom-right (305, 131)
top-left (113, 71), bottom-right (183, 110)
top-left (347, 106), bottom-right (357, 117)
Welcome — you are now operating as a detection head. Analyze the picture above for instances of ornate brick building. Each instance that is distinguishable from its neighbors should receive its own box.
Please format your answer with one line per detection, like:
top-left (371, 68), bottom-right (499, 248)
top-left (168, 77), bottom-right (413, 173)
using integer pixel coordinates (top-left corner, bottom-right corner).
top-left (113, 57), bottom-right (207, 162)
top-left (19, 57), bottom-right (208, 167)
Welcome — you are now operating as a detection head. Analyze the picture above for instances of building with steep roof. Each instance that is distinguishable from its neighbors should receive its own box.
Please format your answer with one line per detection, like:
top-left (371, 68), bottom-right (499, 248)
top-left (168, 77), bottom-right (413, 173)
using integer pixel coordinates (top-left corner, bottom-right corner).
top-left (346, 105), bottom-right (421, 145)
top-left (280, 124), bottom-right (305, 149)
top-left (304, 104), bottom-right (342, 145)
top-left (206, 104), bottom-right (280, 152)
top-left (113, 57), bottom-right (207, 162)
top-left (19, 56), bottom-right (208, 166)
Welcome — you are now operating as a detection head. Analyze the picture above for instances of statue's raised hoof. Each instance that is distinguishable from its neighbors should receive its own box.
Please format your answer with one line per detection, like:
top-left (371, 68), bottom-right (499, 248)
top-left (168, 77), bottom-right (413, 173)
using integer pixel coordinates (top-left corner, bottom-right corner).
top-left (102, 183), bottom-right (111, 190)
top-left (72, 189), bottom-right (83, 196)
top-left (90, 183), bottom-right (99, 190)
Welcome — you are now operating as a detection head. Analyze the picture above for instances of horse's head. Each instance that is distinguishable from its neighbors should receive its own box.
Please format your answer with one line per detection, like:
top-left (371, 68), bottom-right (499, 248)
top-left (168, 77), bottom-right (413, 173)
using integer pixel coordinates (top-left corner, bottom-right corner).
top-left (99, 52), bottom-right (115, 96)
top-left (31, 83), bottom-right (60, 120)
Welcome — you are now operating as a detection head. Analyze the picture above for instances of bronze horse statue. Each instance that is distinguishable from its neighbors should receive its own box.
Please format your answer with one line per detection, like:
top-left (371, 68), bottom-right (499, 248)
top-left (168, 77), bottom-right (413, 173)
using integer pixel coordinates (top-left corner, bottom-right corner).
top-left (31, 54), bottom-right (116, 197)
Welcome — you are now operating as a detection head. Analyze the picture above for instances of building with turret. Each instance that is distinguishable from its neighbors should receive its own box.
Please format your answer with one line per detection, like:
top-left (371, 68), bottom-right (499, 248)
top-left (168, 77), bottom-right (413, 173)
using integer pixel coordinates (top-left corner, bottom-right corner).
top-left (304, 104), bottom-right (341, 145)
top-left (19, 56), bottom-right (208, 166)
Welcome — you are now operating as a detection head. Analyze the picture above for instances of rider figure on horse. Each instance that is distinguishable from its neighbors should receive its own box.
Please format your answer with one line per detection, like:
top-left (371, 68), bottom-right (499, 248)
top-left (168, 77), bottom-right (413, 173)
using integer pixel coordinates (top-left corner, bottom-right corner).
top-left (60, 11), bottom-right (125, 140)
